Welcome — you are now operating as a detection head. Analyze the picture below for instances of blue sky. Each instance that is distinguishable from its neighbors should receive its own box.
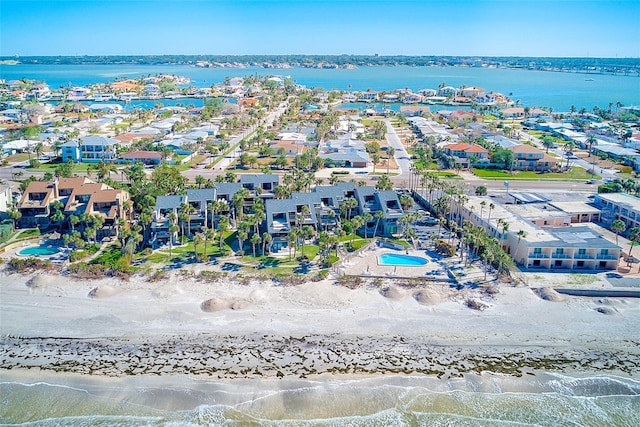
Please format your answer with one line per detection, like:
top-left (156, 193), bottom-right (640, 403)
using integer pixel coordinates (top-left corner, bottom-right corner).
top-left (1, 0), bottom-right (638, 57)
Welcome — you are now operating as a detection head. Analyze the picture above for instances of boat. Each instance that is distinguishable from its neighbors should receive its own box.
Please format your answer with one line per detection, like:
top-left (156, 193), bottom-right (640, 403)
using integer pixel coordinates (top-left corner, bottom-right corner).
top-left (585, 78), bottom-right (595, 81)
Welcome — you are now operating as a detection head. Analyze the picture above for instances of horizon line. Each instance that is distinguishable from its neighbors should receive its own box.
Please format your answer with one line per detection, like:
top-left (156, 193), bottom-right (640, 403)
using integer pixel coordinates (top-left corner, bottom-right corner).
top-left (2, 54), bottom-right (639, 60)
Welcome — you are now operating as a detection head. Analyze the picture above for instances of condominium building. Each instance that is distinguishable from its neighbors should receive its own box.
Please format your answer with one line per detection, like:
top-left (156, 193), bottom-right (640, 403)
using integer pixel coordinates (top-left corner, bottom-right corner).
top-left (593, 193), bottom-right (640, 231)
top-left (461, 196), bottom-right (620, 271)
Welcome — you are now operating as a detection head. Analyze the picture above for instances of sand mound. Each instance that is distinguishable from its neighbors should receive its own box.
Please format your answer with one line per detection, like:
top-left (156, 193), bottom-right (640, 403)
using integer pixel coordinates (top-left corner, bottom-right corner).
top-left (534, 287), bottom-right (567, 302)
top-left (152, 284), bottom-right (181, 299)
top-left (88, 285), bottom-right (119, 298)
top-left (26, 274), bottom-right (55, 289)
top-left (249, 289), bottom-right (266, 303)
top-left (230, 299), bottom-right (249, 310)
top-left (380, 285), bottom-right (407, 300)
top-left (595, 306), bottom-right (618, 315)
top-left (201, 298), bottom-right (230, 312)
top-left (413, 289), bottom-right (443, 305)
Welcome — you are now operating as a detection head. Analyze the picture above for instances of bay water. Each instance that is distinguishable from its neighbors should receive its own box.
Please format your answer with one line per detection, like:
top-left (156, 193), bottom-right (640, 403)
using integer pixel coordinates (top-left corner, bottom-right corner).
top-left (1, 64), bottom-right (639, 112)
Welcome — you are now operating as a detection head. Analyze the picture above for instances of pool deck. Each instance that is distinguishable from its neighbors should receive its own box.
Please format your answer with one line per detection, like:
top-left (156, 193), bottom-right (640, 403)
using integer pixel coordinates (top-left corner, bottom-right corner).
top-left (1, 241), bottom-right (70, 263)
top-left (337, 245), bottom-right (485, 283)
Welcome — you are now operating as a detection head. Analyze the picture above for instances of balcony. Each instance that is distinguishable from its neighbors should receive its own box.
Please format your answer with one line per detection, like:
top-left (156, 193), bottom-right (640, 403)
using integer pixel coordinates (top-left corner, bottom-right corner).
top-left (528, 253), bottom-right (549, 259)
top-left (574, 253), bottom-right (595, 260)
top-left (596, 254), bottom-right (617, 260)
top-left (552, 253), bottom-right (571, 259)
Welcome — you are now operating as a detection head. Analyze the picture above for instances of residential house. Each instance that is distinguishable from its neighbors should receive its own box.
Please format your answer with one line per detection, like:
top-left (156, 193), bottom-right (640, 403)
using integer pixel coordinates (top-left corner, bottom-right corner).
top-left (507, 144), bottom-right (558, 171)
top-left (437, 86), bottom-right (457, 97)
top-left (592, 144), bottom-right (640, 170)
top-left (2, 139), bottom-right (36, 155)
top-left (442, 142), bottom-right (489, 168)
top-left (88, 104), bottom-right (123, 113)
top-left (319, 136), bottom-right (370, 168)
top-left (67, 87), bottom-right (90, 100)
top-left (238, 98), bottom-right (259, 109)
top-left (460, 86), bottom-right (485, 98)
top-left (62, 136), bottom-right (119, 163)
top-left (447, 110), bottom-right (481, 124)
top-left (357, 91), bottom-right (379, 103)
top-left (120, 150), bottom-right (162, 165)
top-left (185, 188), bottom-right (217, 232)
top-left (0, 109), bottom-right (24, 122)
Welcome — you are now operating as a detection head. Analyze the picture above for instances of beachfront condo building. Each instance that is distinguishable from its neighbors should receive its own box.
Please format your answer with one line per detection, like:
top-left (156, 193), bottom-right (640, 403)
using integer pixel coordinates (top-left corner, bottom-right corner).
top-left (460, 196), bottom-right (620, 272)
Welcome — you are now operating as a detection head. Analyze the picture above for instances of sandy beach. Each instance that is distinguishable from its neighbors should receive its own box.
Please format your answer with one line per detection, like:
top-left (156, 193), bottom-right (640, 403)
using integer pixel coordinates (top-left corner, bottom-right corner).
top-left (2, 267), bottom-right (640, 425)
top-left (1, 267), bottom-right (639, 379)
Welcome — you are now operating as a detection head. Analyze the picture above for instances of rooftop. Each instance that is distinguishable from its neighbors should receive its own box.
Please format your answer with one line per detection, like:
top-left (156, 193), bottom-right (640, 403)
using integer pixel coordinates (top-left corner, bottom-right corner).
top-left (595, 192), bottom-right (640, 211)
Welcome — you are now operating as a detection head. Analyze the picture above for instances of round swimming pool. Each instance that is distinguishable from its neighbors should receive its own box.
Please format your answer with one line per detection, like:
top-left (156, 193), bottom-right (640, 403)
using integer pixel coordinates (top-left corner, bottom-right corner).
top-left (18, 245), bottom-right (60, 256)
top-left (379, 253), bottom-right (428, 266)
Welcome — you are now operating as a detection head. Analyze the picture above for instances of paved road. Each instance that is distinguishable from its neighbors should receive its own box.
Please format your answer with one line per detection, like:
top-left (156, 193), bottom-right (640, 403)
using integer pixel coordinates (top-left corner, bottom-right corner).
top-left (385, 119), bottom-right (412, 187)
top-left (180, 101), bottom-right (289, 182)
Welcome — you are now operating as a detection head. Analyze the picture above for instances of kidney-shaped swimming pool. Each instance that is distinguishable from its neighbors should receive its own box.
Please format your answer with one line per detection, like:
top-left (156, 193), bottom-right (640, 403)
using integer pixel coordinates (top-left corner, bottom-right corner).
top-left (378, 253), bottom-right (428, 266)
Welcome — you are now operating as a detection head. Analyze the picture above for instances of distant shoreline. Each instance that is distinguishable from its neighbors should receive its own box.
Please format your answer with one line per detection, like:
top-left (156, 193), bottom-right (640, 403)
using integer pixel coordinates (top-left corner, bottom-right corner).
top-left (2, 55), bottom-right (638, 76)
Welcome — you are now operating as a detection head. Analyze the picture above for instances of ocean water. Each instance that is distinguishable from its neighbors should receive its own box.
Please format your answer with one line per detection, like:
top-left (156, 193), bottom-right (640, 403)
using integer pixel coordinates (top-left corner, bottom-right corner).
top-left (1, 372), bottom-right (639, 426)
top-left (1, 63), bottom-right (639, 112)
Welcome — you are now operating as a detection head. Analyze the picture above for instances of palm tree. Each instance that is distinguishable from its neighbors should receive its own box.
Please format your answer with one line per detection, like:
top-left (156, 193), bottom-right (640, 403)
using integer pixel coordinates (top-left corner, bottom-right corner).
top-left (204, 228), bottom-right (214, 261)
top-left (236, 225), bottom-right (248, 256)
top-left (563, 141), bottom-right (576, 169)
top-left (514, 229), bottom-right (527, 263)
top-left (69, 214), bottom-right (80, 232)
top-left (288, 228), bottom-right (299, 260)
top-left (586, 134), bottom-right (597, 158)
top-left (542, 136), bottom-right (555, 153)
top-left (362, 213), bottom-right (373, 239)
top-left (372, 153), bottom-right (380, 173)
top-left (486, 202), bottom-right (495, 228)
top-left (51, 209), bottom-right (65, 232)
top-left (250, 232), bottom-right (261, 258)
top-left (262, 232), bottom-right (272, 255)
top-left (178, 205), bottom-right (190, 243)
top-left (386, 146), bottom-right (395, 173)
top-left (611, 219), bottom-right (626, 245)
top-left (193, 232), bottom-right (205, 261)
top-left (168, 223), bottom-right (179, 257)
top-left (232, 188), bottom-right (250, 225)
top-left (626, 227), bottom-right (640, 265)
top-left (372, 210), bottom-right (385, 238)
top-left (218, 216), bottom-right (230, 251)
top-left (344, 197), bottom-right (358, 221)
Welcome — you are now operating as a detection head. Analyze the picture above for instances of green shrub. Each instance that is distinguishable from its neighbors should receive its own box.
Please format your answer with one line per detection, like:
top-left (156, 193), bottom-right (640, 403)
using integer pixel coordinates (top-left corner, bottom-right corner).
top-left (7, 257), bottom-right (54, 273)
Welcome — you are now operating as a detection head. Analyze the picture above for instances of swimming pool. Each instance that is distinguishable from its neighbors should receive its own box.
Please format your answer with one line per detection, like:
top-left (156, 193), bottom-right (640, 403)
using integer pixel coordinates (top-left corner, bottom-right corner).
top-left (18, 245), bottom-right (60, 256)
top-left (379, 253), bottom-right (428, 266)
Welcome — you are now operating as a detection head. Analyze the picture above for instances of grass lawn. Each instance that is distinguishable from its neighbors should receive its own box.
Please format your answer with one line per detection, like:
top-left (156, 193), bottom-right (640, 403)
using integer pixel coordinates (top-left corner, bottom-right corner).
top-left (435, 171), bottom-right (463, 179)
top-left (473, 167), bottom-right (599, 181)
top-left (29, 162), bottom-right (93, 173)
top-left (339, 235), bottom-right (371, 251)
top-left (5, 153), bottom-right (31, 163)
top-left (13, 228), bottom-right (41, 240)
top-left (384, 237), bottom-right (411, 248)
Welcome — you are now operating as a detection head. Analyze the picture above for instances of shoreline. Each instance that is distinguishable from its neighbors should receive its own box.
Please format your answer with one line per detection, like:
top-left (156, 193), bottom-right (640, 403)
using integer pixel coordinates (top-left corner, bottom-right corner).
top-left (2, 268), bottom-right (640, 424)
top-left (2, 333), bottom-right (638, 380)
